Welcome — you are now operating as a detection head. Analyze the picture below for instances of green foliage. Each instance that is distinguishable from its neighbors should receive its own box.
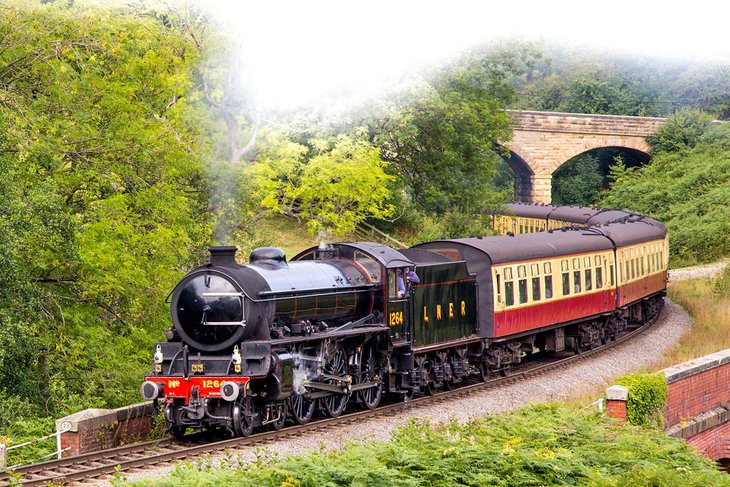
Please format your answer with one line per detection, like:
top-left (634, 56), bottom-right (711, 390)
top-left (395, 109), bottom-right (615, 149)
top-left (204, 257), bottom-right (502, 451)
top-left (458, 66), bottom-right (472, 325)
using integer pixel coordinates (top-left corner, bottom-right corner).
top-left (0, 0), bottom-right (210, 450)
top-left (249, 132), bottom-right (394, 235)
top-left (116, 403), bottom-right (729, 486)
top-left (551, 154), bottom-right (604, 205)
top-left (616, 372), bottom-right (669, 428)
top-left (372, 47), bottom-right (528, 214)
top-left (602, 116), bottom-right (730, 265)
top-left (713, 262), bottom-right (730, 296)
top-left (519, 45), bottom-right (729, 118)
top-left (646, 109), bottom-right (714, 154)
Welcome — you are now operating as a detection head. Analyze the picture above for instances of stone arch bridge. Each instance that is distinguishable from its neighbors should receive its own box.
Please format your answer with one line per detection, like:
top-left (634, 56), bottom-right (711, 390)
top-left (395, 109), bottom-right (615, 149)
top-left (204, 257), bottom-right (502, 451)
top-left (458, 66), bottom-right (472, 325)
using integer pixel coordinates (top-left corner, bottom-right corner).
top-left (503, 110), bottom-right (666, 203)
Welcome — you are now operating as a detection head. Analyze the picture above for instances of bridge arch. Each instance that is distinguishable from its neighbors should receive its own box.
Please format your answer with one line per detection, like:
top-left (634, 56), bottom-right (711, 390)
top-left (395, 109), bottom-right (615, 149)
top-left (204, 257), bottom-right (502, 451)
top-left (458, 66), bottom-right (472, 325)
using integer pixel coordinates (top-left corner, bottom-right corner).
top-left (503, 110), bottom-right (665, 203)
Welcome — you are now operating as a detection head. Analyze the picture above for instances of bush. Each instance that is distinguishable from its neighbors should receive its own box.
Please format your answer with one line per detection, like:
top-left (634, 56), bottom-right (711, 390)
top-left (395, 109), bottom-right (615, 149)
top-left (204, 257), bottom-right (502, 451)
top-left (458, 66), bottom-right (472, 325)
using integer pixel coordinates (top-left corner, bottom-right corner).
top-left (115, 403), bottom-right (727, 486)
top-left (616, 371), bottom-right (668, 428)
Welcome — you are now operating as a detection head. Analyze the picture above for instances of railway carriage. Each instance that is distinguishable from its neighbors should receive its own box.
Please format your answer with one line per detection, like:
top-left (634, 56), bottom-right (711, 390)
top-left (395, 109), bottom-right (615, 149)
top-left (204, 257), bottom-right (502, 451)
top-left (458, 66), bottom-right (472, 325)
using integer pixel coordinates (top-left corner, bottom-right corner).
top-left (141, 205), bottom-right (668, 437)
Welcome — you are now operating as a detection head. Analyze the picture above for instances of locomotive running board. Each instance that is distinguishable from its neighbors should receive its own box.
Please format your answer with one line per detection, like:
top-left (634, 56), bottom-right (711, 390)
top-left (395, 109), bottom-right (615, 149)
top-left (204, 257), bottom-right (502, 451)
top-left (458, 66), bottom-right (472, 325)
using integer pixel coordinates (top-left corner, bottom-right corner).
top-left (261, 325), bottom-right (389, 347)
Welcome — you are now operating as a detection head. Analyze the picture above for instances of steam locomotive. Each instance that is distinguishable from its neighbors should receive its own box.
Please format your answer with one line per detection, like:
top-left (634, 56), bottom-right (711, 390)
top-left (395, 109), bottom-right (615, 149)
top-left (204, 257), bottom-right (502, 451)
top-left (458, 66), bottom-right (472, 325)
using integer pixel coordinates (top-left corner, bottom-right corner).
top-left (141, 205), bottom-right (668, 437)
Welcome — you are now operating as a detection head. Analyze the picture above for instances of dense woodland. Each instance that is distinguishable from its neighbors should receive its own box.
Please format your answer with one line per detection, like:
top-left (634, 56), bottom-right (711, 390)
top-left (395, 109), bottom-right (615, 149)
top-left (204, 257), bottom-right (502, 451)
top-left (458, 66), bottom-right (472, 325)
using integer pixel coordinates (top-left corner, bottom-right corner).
top-left (2, 0), bottom-right (730, 467)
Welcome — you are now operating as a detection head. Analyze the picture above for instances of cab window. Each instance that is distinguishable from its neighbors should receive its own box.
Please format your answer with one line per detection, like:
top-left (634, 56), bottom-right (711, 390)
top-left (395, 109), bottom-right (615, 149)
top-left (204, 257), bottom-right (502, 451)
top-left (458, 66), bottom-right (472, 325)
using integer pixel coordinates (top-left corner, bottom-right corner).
top-left (355, 251), bottom-right (381, 283)
top-left (388, 268), bottom-right (406, 299)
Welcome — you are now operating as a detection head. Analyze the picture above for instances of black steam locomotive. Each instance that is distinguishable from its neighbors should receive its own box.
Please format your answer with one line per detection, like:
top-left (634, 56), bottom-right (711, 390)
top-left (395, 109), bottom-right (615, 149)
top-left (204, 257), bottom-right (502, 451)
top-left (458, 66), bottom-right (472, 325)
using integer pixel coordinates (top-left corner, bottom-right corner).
top-left (141, 205), bottom-right (668, 437)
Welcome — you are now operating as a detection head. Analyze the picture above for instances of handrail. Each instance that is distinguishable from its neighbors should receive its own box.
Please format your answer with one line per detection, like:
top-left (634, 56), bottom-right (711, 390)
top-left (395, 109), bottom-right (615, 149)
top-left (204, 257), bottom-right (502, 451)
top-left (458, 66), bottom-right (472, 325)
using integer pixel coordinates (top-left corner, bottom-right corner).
top-left (355, 222), bottom-right (408, 249)
top-left (584, 397), bottom-right (605, 412)
top-left (0, 424), bottom-right (71, 471)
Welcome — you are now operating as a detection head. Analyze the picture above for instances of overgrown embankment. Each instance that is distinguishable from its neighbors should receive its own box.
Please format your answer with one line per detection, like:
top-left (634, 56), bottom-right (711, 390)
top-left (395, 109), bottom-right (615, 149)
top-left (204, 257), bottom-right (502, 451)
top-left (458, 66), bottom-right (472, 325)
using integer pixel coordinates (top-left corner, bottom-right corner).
top-left (661, 265), bottom-right (730, 368)
top-left (114, 403), bottom-right (729, 486)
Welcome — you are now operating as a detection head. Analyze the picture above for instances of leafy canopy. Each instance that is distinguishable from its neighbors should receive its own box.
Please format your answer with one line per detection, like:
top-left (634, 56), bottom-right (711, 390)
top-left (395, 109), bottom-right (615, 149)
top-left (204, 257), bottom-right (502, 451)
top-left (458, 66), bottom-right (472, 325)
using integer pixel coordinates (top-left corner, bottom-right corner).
top-left (371, 45), bottom-right (534, 214)
top-left (249, 132), bottom-right (394, 235)
top-left (602, 113), bottom-right (730, 265)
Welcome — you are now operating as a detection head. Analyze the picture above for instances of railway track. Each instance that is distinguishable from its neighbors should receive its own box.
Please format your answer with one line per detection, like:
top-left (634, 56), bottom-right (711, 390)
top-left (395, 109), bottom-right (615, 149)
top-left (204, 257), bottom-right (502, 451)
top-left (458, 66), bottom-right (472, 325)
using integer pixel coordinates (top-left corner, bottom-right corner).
top-left (0, 311), bottom-right (662, 486)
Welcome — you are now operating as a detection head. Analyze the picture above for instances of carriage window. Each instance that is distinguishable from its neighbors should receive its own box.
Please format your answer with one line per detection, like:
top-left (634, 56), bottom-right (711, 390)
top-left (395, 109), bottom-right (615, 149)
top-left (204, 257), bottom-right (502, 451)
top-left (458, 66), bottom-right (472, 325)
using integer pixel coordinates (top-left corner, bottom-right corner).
top-left (640, 256), bottom-right (645, 275)
top-left (631, 259), bottom-right (636, 279)
top-left (561, 259), bottom-right (569, 272)
top-left (531, 263), bottom-right (540, 276)
top-left (518, 278), bottom-right (528, 304)
top-left (518, 265), bottom-right (527, 279)
top-left (532, 277), bottom-right (541, 301)
top-left (584, 256), bottom-right (591, 268)
top-left (354, 251), bottom-right (382, 283)
top-left (596, 266), bottom-right (603, 288)
top-left (585, 269), bottom-right (592, 291)
top-left (544, 275), bottom-right (553, 299)
top-left (625, 261), bottom-right (630, 282)
top-left (496, 273), bottom-right (502, 303)
top-left (562, 272), bottom-right (570, 295)
top-left (573, 271), bottom-right (581, 293)
top-left (610, 263), bottom-right (615, 286)
top-left (544, 262), bottom-right (552, 274)
top-left (505, 267), bottom-right (513, 280)
top-left (505, 281), bottom-right (515, 306)
top-left (594, 255), bottom-right (601, 267)
top-left (573, 258), bottom-right (581, 270)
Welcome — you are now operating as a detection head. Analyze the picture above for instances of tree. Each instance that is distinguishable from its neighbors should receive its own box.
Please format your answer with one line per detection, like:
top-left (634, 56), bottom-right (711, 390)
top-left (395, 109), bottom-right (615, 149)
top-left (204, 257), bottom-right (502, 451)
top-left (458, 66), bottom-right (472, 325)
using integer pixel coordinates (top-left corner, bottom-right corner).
top-left (551, 154), bottom-right (604, 205)
top-left (601, 118), bottom-right (729, 265)
top-left (371, 47), bottom-right (529, 213)
top-left (248, 132), bottom-right (394, 235)
top-left (645, 109), bottom-right (714, 154)
top-left (0, 0), bottom-right (211, 419)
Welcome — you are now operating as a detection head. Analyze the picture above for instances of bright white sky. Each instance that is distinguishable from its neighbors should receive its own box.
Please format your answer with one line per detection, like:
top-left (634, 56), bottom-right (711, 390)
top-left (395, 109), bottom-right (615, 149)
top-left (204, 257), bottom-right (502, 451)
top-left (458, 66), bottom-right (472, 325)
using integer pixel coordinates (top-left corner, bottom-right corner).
top-left (207, 0), bottom-right (730, 110)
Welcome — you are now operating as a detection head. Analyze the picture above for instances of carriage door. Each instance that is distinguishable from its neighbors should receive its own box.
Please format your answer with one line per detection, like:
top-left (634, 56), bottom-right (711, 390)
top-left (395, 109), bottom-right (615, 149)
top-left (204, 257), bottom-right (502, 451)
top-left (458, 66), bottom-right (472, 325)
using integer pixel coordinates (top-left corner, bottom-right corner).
top-left (387, 268), bottom-right (410, 346)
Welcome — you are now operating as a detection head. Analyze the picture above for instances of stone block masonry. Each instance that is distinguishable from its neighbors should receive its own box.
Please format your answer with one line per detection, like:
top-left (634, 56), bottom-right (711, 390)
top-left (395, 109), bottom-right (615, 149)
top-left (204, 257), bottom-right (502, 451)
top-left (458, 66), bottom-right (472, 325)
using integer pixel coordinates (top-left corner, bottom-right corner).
top-left (55, 402), bottom-right (154, 457)
top-left (504, 110), bottom-right (665, 203)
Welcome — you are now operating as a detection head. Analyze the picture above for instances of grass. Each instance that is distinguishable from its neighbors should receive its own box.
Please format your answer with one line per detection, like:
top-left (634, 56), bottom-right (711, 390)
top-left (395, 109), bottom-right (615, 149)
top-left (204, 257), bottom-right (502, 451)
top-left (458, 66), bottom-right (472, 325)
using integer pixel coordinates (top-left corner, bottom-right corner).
top-left (658, 270), bottom-right (730, 369)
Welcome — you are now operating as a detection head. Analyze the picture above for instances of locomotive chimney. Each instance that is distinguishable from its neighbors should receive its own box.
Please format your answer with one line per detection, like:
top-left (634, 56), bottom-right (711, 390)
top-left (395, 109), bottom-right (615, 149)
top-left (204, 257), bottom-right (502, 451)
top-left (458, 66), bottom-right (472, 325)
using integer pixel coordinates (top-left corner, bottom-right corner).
top-left (208, 246), bottom-right (239, 268)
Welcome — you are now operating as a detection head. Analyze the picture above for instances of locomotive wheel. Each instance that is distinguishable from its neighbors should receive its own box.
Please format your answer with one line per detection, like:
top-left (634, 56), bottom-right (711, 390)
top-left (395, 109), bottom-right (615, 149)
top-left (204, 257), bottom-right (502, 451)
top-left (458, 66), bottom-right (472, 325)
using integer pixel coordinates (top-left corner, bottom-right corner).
top-left (359, 348), bottom-right (383, 410)
top-left (169, 425), bottom-right (187, 439)
top-left (322, 345), bottom-right (348, 418)
top-left (268, 403), bottom-right (287, 431)
top-left (290, 394), bottom-right (315, 424)
top-left (233, 397), bottom-right (254, 437)
top-left (478, 362), bottom-right (488, 382)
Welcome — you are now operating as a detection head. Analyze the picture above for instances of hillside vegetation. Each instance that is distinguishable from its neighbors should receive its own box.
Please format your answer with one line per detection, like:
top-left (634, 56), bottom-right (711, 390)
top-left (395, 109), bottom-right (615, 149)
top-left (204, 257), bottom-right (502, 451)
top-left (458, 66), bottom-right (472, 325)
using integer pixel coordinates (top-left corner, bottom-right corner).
top-left (601, 112), bottom-right (730, 266)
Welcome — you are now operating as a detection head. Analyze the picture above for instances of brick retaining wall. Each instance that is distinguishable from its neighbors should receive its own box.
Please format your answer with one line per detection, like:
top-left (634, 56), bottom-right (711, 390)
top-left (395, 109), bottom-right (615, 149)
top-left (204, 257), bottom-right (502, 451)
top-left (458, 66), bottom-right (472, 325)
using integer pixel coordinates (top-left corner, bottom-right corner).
top-left (56, 402), bottom-right (154, 457)
top-left (606, 349), bottom-right (730, 460)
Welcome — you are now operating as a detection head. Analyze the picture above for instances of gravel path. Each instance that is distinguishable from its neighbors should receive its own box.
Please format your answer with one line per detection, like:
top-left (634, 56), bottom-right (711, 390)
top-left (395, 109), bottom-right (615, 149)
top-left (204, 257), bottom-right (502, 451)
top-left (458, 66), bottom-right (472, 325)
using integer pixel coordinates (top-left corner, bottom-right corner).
top-left (669, 260), bottom-right (729, 281)
top-left (115, 300), bottom-right (693, 485)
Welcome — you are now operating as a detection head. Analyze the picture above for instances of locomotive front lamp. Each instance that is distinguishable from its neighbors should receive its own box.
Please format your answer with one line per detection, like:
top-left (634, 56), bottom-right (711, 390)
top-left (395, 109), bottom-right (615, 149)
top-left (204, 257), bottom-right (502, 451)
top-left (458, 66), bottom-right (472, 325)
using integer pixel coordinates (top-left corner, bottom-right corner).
top-left (232, 345), bottom-right (242, 373)
top-left (154, 345), bottom-right (164, 364)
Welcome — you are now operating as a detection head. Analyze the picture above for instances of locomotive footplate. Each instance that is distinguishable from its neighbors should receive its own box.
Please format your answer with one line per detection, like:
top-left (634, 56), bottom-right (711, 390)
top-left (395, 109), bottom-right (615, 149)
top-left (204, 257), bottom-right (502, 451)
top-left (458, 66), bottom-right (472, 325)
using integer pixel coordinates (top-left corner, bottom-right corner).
top-left (143, 376), bottom-right (250, 403)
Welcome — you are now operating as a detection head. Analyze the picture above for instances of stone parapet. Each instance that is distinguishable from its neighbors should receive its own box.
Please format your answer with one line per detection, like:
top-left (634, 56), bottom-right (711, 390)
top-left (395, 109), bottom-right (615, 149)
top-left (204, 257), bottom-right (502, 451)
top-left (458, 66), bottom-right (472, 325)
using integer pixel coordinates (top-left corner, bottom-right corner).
top-left (56, 402), bottom-right (154, 457)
